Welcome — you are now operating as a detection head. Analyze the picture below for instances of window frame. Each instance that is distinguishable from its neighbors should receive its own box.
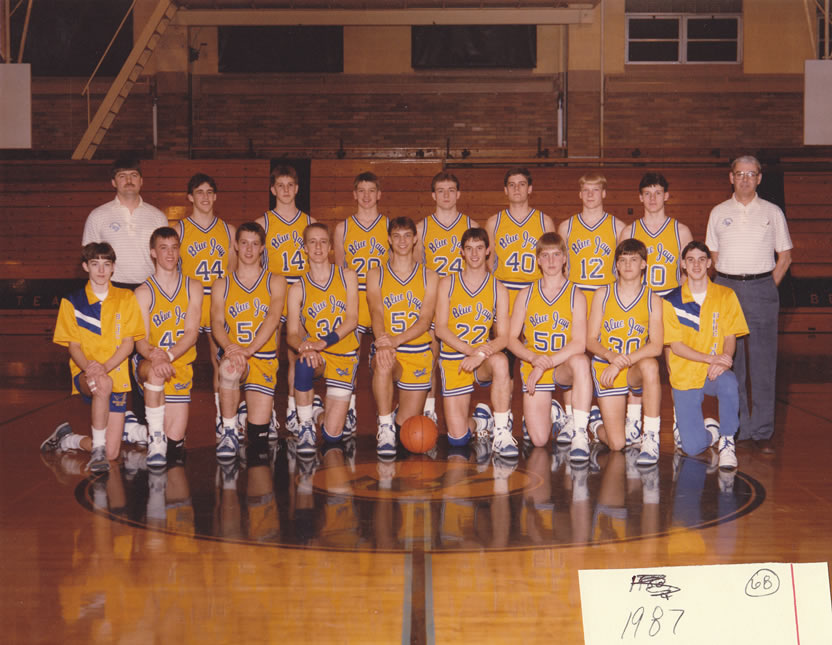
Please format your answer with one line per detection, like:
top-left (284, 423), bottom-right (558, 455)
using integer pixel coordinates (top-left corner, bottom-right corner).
top-left (625, 13), bottom-right (743, 65)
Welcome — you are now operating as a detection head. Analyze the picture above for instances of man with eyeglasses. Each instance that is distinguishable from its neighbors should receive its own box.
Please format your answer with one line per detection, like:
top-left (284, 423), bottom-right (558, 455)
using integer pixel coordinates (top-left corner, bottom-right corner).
top-left (706, 155), bottom-right (792, 455)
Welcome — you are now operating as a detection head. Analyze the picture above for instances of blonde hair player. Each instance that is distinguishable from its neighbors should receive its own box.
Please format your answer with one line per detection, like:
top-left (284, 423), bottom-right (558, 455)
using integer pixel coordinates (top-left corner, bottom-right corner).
top-left (556, 172), bottom-right (628, 446)
top-left (286, 223), bottom-right (359, 457)
top-left (254, 164), bottom-right (316, 436)
top-left (334, 171), bottom-right (388, 437)
top-left (507, 232), bottom-right (592, 462)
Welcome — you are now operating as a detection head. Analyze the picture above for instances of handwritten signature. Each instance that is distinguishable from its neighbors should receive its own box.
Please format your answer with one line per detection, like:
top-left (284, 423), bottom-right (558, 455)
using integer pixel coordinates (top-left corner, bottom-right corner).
top-left (629, 574), bottom-right (681, 600)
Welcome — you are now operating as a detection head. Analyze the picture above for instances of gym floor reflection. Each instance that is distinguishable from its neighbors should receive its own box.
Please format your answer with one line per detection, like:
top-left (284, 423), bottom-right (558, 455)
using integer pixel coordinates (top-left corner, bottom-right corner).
top-left (63, 435), bottom-right (764, 553)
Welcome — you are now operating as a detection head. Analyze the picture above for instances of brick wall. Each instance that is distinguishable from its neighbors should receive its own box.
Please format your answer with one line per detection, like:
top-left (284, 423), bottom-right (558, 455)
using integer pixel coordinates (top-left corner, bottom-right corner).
top-left (17, 71), bottom-right (815, 161)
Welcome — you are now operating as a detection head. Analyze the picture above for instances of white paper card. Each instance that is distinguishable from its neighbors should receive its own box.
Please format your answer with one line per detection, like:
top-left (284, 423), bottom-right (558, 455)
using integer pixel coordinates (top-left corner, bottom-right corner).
top-left (579, 562), bottom-right (831, 645)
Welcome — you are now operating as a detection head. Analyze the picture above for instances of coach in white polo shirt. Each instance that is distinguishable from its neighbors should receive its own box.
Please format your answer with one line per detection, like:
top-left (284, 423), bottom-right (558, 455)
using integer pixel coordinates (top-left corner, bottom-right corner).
top-left (706, 155), bottom-right (792, 454)
top-left (82, 157), bottom-right (168, 289)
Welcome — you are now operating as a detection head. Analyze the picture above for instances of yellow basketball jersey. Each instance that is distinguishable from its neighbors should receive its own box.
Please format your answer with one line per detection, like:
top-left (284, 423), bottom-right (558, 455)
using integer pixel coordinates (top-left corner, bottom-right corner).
top-left (263, 208), bottom-right (312, 282)
top-left (377, 262), bottom-right (432, 349)
top-left (596, 283), bottom-right (652, 356)
top-left (521, 279), bottom-right (577, 355)
top-left (566, 212), bottom-right (619, 288)
top-left (343, 214), bottom-right (388, 290)
top-left (178, 217), bottom-right (233, 294)
top-left (440, 273), bottom-right (497, 359)
top-left (630, 218), bottom-right (682, 294)
top-left (145, 274), bottom-right (197, 366)
top-left (223, 269), bottom-right (277, 358)
top-left (300, 266), bottom-right (359, 355)
top-left (493, 209), bottom-right (546, 290)
top-left (422, 212), bottom-right (471, 276)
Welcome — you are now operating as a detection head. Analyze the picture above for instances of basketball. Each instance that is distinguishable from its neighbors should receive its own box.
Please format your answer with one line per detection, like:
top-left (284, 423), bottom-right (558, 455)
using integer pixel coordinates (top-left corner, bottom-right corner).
top-left (399, 415), bottom-right (438, 453)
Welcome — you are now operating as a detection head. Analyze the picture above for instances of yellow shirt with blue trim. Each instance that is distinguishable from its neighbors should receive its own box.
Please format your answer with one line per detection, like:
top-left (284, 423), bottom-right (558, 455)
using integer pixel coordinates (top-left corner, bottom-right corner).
top-left (422, 213), bottom-right (471, 276)
top-left (343, 214), bottom-right (388, 291)
top-left (223, 269), bottom-right (277, 358)
top-left (53, 283), bottom-right (145, 393)
top-left (440, 273), bottom-right (497, 359)
top-left (299, 266), bottom-right (360, 355)
top-left (144, 274), bottom-right (197, 366)
top-left (522, 279), bottom-right (577, 355)
top-left (565, 212), bottom-right (618, 288)
top-left (493, 209), bottom-right (546, 290)
top-left (377, 262), bottom-right (432, 349)
top-left (178, 216), bottom-right (233, 290)
top-left (662, 279), bottom-right (749, 390)
top-left (630, 217), bottom-right (682, 293)
top-left (263, 208), bottom-right (312, 282)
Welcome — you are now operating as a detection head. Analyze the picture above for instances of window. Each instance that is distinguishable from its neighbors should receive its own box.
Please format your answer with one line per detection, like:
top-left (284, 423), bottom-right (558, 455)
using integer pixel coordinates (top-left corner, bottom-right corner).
top-left (625, 2), bottom-right (742, 64)
top-left (412, 26), bottom-right (536, 69)
top-left (218, 27), bottom-right (343, 73)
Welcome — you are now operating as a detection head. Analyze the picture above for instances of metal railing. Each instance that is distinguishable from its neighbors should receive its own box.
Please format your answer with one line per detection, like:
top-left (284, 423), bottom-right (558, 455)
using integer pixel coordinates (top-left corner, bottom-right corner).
top-left (79, 0), bottom-right (137, 125)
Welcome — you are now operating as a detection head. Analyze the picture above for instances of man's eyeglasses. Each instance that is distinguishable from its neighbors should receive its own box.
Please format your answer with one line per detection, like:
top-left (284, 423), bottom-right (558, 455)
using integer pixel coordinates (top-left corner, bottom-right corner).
top-left (733, 171), bottom-right (759, 179)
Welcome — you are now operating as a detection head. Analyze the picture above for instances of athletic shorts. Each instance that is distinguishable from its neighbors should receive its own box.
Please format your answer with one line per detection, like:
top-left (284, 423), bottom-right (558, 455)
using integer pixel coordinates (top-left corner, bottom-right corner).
top-left (73, 373), bottom-right (128, 412)
top-left (132, 354), bottom-right (194, 403)
top-left (520, 360), bottom-right (573, 394)
top-left (395, 344), bottom-right (433, 391)
top-left (439, 352), bottom-right (492, 397)
top-left (243, 356), bottom-right (279, 396)
top-left (591, 356), bottom-right (643, 398)
top-left (322, 351), bottom-right (359, 391)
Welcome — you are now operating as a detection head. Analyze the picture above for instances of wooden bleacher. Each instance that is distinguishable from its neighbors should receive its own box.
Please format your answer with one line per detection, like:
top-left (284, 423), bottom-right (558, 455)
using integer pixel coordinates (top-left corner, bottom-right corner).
top-left (1, 158), bottom-right (829, 370)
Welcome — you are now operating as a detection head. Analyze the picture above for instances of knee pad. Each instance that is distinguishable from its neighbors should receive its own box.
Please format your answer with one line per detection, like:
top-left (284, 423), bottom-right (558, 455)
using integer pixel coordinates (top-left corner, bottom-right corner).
top-left (326, 385), bottom-right (351, 401)
top-left (294, 359), bottom-right (316, 392)
top-left (143, 382), bottom-right (165, 392)
top-left (247, 421), bottom-right (268, 443)
top-left (219, 359), bottom-right (242, 390)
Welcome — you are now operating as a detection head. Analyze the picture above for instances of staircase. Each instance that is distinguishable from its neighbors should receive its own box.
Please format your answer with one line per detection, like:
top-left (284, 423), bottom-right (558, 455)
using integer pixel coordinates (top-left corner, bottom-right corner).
top-left (72, 0), bottom-right (177, 160)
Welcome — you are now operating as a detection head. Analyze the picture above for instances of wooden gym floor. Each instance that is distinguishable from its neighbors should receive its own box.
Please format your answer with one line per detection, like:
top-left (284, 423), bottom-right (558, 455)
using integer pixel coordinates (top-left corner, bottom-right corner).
top-left (1, 333), bottom-right (831, 644)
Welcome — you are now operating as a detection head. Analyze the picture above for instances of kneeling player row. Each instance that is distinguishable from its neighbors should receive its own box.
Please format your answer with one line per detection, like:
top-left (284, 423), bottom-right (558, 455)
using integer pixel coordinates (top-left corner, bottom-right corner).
top-left (43, 217), bottom-right (748, 474)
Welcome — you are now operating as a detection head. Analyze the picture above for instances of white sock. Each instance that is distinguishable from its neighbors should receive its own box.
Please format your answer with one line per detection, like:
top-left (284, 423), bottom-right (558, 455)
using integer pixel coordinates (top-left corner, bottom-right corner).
top-left (378, 413), bottom-right (393, 427)
top-left (61, 433), bottom-right (83, 451)
top-left (573, 409), bottom-right (589, 433)
top-left (287, 396), bottom-right (296, 412)
top-left (297, 404), bottom-right (313, 424)
top-left (222, 416), bottom-right (236, 431)
top-left (565, 404), bottom-right (573, 416)
top-left (494, 411), bottom-right (510, 430)
top-left (349, 393), bottom-right (356, 411)
top-left (214, 392), bottom-right (221, 416)
top-left (146, 405), bottom-right (165, 435)
top-left (423, 397), bottom-right (435, 414)
top-left (644, 416), bottom-right (661, 435)
top-left (627, 403), bottom-right (642, 424)
top-left (91, 428), bottom-right (106, 448)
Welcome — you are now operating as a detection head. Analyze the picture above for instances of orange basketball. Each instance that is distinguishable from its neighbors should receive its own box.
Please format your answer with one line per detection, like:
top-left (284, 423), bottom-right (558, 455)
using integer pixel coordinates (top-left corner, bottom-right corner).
top-left (399, 415), bottom-right (438, 454)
